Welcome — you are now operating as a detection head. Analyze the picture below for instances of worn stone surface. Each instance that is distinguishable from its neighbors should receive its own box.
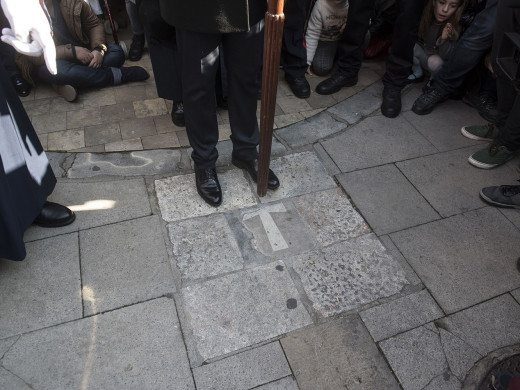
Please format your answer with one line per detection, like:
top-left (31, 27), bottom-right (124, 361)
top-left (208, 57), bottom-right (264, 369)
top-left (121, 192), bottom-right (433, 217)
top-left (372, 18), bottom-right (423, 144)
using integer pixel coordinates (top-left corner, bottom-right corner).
top-left (47, 128), bottom-right (85, 151)
top-left (291, 234), bottom-right (408, 317)
top-left (281, 315), bottom-right (400, 390)
top-left (327, 82), bottom-right (382, 124)
top-left (133, 98), bottom-right (168, 118)
top-left (254, 376), bottom-right (299, 389)
top-left (438, 328), bottom-right (482, 381)
top-left (0, 367), bottom-right (32, 389)
top-left (423, 373), bottom-right (462, 390)
top-left (178, 261), bottom-right (312, 366)
top-left (169, 214), bottom-right (243, 283)
top-left (499, 207), bottom-right (520, 231)
top-left (513, 289), bottom-right (520, 304)
top-left (104, 138), bottom-right (144, 152)
top-left (292, 188), bottom-right (370, 246)
top-left (379, 235), bottom-right (422, 286)
top-left (192, 342), bottom-right (291, 390)
top-left (337, 164), bottom-right (440, 235)
top-left (1, 298), bottom-right (195, 390)
top-left (156, 170), bottom-right (257, 222)
top-left (0, 337), bottom-right (17, 357)
top-left (0, 234), bottom-right (81, 339)
top-left (390, 208), bottom-right (520, 313)
top-left (360, 289), bottom-right (444, 342)
top-left (84, 123), bottom-right (121, 147)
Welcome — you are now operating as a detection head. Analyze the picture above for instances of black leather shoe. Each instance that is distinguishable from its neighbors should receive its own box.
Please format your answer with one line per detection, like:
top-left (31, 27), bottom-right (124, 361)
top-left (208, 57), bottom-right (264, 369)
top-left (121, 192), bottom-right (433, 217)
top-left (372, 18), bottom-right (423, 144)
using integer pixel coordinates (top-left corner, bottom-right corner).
top-left (11, 74), bottom-right (31, 97)
top-left (33, 202), bottom-right (76, 228)
top-left (412, 87), bottom-right (450, 115)
top-left (232, 156), bottom-right (280, 190)
top-left (195, 166), bottom-right (222, 207)
top-left (128, 34), bottom-right (145, 61)
top-left (316, 72), bottom-right (358, 95)
top-left (171, 101), bottom-right (185, 126)
top-left (381, 87), bottom-right (402, 118)
top-left (285, 75), bottom-right (310, 99)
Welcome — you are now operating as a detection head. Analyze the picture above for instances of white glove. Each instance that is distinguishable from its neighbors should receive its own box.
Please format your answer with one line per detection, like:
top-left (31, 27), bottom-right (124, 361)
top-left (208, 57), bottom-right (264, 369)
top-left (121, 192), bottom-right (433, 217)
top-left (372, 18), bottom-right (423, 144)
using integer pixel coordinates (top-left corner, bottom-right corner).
top-left (1, 0), bottom-right (57, 74)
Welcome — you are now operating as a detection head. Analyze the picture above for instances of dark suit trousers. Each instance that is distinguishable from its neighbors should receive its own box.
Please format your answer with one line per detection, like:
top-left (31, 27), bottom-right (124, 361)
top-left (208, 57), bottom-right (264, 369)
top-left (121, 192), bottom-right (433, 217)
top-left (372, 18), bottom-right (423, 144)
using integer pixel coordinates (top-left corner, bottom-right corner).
top-left (176, 21), bottom-right (263, 168)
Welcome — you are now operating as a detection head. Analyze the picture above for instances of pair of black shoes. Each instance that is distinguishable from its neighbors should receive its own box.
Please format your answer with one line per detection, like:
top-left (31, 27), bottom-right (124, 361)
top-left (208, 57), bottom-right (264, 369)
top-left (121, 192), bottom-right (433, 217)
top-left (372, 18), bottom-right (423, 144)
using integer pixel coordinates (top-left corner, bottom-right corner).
top-left (33, 202), bottom-right (76, 228)
top-left (195, 157), bottom-right (280, 207)
top-left (11, 74), bottom-right (31, 97)
top-left (315, 72), bottom-right (358, 95)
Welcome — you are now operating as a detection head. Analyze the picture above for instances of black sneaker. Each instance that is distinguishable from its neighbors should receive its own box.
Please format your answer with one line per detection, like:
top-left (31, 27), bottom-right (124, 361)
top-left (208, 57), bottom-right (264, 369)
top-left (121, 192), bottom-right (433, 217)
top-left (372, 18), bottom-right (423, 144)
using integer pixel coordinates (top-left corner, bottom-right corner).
top-left (315, 72), bottom-right (358, 95)
top-left (412, 87), bottom-right (450, 115)
top-left (121, 66), bottom-right (150, 83)
top-left (480, 182), bottom-right (520, 209)
top-left (462, 92), bottom-right (498, 123)
top-left (128, 34), bottom-right (145, 61)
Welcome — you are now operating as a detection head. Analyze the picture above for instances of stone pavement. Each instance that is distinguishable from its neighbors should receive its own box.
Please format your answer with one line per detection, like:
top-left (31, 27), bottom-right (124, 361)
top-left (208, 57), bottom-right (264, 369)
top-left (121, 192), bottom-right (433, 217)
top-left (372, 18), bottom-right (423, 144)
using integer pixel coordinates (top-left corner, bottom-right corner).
top-left (2, 53), bottom-right (520, 389)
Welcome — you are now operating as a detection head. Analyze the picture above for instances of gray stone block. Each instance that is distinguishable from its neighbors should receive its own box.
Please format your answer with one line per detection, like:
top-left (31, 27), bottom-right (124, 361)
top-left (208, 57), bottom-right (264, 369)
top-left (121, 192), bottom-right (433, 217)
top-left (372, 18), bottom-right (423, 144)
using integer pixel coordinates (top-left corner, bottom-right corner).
top-left (192, 342), bottom-right (291, 390)
top-left (438, 328), bottom-right (481, 380)
top-left (2, 298), bottom-right (195, 389)
top-left (499, 208), bottom-right (520, 231)
top-left (291, 234), bottom-right (408, 317)
top-left (255, 376), bottom-right (299, 389)
top-left (321, 115), bottom-right (437, 173)
top-left (0, 336), bottom-right (17, 357)
top-left (68, 150), bottom-right (182, 178)
top-left (281, 315), bottom-right (400, 390)
top-left (0, 367), bottom-right (32, 389)
top-left (337, 164), bottom-right (440, 235)
top-left (276, 111), bottom-right (347, 148)
top-left (178, 261), bottom-right (312, 366)
top-left (46, 152), bottom-right (72, 178)
top-left (396, 147), bottom-right (519, 217)
top-left (379, 235), bottom-right (422, 286)
top-left (401, 84), bottom-right (423, 113)
top-left (327, 82), bottom-right (382, 124)
top-left (0, 234), bottom-right (81, 339)
top-left (513, 289), bottom-right (520, 304)
top-left (360, 289), bottom-right (444, 342)
top-left (80, 216), bottom-right (175, 315)
top-left (390, 208), bottom-right (520, 313)
top-left (423, 372), bottom-right (462, 390)
top-left (24, 178), bottom-right (152, 241)
top-left (313, 143), bottom-right (341, 176)
top-left (379, 325), bottom-right (448, 390)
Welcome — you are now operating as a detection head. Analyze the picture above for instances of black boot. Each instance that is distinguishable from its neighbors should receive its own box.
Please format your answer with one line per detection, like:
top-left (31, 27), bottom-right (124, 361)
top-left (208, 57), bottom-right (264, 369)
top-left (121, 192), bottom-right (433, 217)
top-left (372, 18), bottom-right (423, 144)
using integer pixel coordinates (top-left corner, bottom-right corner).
top-left (128, 34), bottom-right (145, 61)
top-left (171, 101), bottom-right (185, 127)
top-left (381, 87), bottom-right (402, 118)
top-left (120, 66), bottom-right (150, 83)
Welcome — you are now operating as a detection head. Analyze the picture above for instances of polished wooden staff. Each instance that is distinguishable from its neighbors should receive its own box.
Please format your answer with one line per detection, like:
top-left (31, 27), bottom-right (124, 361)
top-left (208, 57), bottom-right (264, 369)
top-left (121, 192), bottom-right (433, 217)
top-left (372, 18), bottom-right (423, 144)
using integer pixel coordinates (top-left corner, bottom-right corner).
top-left (257, 0), bottom-right (285, 196)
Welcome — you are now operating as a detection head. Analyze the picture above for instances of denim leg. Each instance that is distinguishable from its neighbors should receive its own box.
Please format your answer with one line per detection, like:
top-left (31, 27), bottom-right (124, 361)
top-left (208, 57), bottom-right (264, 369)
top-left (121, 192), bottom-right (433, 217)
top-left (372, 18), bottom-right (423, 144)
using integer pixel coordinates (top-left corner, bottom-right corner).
top-left (36, 60), bottom-right (115, 89)
top-left (103, 43), bottom-right (125, 68)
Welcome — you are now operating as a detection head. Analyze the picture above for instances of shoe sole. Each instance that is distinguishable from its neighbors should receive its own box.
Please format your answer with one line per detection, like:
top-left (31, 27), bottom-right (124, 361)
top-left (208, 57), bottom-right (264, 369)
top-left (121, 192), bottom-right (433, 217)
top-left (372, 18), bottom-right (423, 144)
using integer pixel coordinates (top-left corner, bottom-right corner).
top-left (468, 155), bottom-right (501, 169)
top-left (479, 190), bottom-right (520, 209)
top-left (34, 213), bottom-right (76, 228)
top-left (460, 127), bottom-right (494, 141)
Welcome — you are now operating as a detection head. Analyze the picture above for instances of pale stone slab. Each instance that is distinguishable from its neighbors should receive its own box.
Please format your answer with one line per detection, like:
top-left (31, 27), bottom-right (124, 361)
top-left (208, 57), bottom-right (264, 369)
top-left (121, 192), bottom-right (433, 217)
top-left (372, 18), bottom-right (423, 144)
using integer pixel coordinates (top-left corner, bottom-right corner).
top-left (47, 128), bottom-right (85, 151)
top-left (276, 95), bottom-right (312, 114)
top-left (104, 138), bottom-right (144, 152)
top-left (67, 107), bottom-right (103, 129)
top-left (179, 261), bottom-right (312, 365)
top-left (156, 170), bottom-right (257, 222)
top-left (168, 214), bottom-right (243, 283)
top-left (327, 82), bottom-right (382, 124)
top-left (113, 84), bottom-right (148, 103)
top-left (360, 289), bottom-right (444, 342)
top-left (142, 133), bottom-right (180, 149)
top-left (133, 98), bottom-right (168, 118)
top-left (0, 336), bottom-right (18, 357)
top-left (0, 234), bottom-right (81, 339)
top-left (2, 298), bottom-right (195, 390)
top-left (380, 325), bottom-right (448, 390)
top-left (423, 373), bottom-right (462, 390)
top-left (0, 367), bottom-right (31, 389)
top-left (438, 328), bottom-right (482, 381)
top-left (281, 315), bottom-right (400, 390)
top-left (321, 115), bottom-right (437, 172)
top-left (379, 235), bottom-right (422, 286)
top-left (291, 234), bottom-right (408, 317)
top-left (192, 342), bottom-right (291, 390)
top-left (119, 117), bottom-right (156, 139)
top-left (32, 112), bottom-right (67, 134)
top-left (84, 123), bottom-right (121, 146)
top-left (513, 289), bottom-right (520, 304)
top-left (390, 208), bottom-right (520, 313)
top-left (68, 150), bottom-right (182, 178)
top-left (255, 377), bottom-right (299, 389)
top-left (337, 164), bottom-right (440, 235)
top-left (24, 179), bottom-right (151, 241)
top-left (80, 216), bottom-right (174, 315)
top-left (293, 188), bottom-right (370, 246)
top-left (260, 151), bottom-right (337, 203)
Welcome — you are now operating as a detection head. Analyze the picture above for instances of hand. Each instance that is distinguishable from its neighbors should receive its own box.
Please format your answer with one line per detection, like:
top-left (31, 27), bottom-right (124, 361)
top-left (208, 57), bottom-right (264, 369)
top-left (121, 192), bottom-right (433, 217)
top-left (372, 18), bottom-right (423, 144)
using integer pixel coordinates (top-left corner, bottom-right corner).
top-left (1, 0), bottom-right (57, 74)
top-left (88, 50), bottom-right (103, 68)
top-left (75, 46), bottom-right (93, 64)
top-left (441, 23), bottom-right (453, 41)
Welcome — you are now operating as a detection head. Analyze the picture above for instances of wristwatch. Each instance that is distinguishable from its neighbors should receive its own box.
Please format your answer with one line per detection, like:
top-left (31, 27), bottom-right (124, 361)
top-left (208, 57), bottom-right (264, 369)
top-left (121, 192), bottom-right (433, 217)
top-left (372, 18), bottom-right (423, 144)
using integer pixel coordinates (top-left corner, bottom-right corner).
top-left (94, 44), bottom-right (108, 55)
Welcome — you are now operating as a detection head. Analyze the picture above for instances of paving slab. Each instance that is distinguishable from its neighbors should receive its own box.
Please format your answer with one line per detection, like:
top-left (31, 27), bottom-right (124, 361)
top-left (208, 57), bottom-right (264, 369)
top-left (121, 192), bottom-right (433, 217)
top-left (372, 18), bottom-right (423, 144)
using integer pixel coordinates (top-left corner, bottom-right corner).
top-left (390, 208), bottom-right (520, 313)
top-left (0, 336), bottom-right (18, 357)
top-left (291, 234), bottom-right (408, 317)
top-left (513, 289), bottom-right (520, 304)
top-left (423, 373), bottom-right (462, 390)
top-left (360, 289), bottom-right (444, 342)
top-left (80, 216), bottom-right (174, 315)
top-left (281, 315), bottom-right (400, 390)
top-left (1, 298), bottom-right (195, 390)
top-left (396, 146), bottom-right (519, 217)
top-left (499, 207), bottom-right (520, 230)
top-left (156, 170), bottom-right (257, 222)
top-left (0, 234), bottom-right (81, 339)
top-left (255, 377), bottom-right (299, 389)
top-left (313, 143), bottom-right (341, 176)
top-left (68, 150), bottom-right (182, 178)
top-left (0, 367), bottom-right (31, 389)
top-left (401, 84), bottom-right (423, 113)
top-left (46, 152), bottom-right (73, 178)
top-left (321, 114), bottom-right (437, 173)
top-left (192, 342), bottom-right (291, 390)
top-left (438, 328), bottom-right (482, 381)
top-left (380, 324), bottom-right (448, 390)
top-left (24, 178), bottom-right (152, 241)
top-left (292, 188), bottom-right (370, 246)
top-left (379, 235), bottom-right (422, 286)
top-left (276, 111), bottom-right (347, 148)
top-left (327, 81), bottom-right (382, 125)
top-left (178, 260), bottom-right (312, 366)
top-left (436, 294), bottom-right (520, 356)
top-left (260, 151), bottom-right (337, 203)
top-left (337, 164), bottom-right (440, 235)
top-left (168, 213), bottom-right (243, 283)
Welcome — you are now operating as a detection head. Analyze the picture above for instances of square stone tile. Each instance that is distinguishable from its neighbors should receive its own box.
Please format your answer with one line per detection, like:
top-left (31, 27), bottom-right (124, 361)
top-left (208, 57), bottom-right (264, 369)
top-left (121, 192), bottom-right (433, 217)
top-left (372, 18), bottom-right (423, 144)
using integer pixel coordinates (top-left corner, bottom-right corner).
top-left (105, 138), bottom-right (144, 151)
top-left (255, 377), bottom-right (299, 389)
top-left (438, 327), bottom-right (482, 381)
top-left (24, 179), bottom-right (152, 241)
top-left (193, 342), bottom-right (291, 390)
top-left (1, 298), bottom-right (195, 390)
top-left (396, 146), bottom-right (518, 217)
top-left (291, 234), bottom-right (408, 317)
top-left (133, 98), bottom-right (168, 118)
top-left (23, 99), bottom-right (51, 116)
top-left (179, 261), bottom-right (312, 366)
top-left (100, 101), bottom-right (137, 123)
top-left (390, 208), bottom-right (520, 313)
top-left (281, 315), bottom-right (400, 390)
top-left (47, 128), bottom-right (85, 151)
top-left (292, 188), bottom-right (370, 246)
top-left (32, 112), bottom-right (67, 134)
top-left (0, 234), bottom-right (81, 339)
top-left (84, 123), bottom-right (121, 146)
top-left (80, 216), bottom-right (175, 315)
top-left (327, 82), bottom-right (382, 125)
top-left (0, 367), bottom-right (30, 389)
top-left (119, 117), bottom-right (156, 139)
top-left (360, 289), bottom-right (444, 342)
top-left (79, 88), bottom-right (116, 107)
top-left (273, 112), bottom-right (305, 128)
top-left (337, 164), bottom-right (440, 235)
top-left (113, 85), bottom-right (148, 103)
top-left (156, 170), bottom-right (257, 222)
top-left (168, 214), bottom-right (243, 283)
top-left (276, 95), bottom-right (312, 114)
top-left (260, 151), bottom-right (337, 203)
top-left (321, 115), bottom-right (437, 173)
top-left (154, 114), bottom-right (177, 133)
top-left (67, 107), bottom-right (103, 129)
top-left (142, 133), bottom-right (180, 149)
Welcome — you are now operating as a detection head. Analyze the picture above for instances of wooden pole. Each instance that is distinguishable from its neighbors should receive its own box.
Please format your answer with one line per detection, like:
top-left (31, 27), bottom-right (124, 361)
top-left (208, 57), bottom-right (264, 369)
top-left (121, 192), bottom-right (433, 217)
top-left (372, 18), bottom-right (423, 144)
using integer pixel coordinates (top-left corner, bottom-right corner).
top-left (257, 0), bottom-right (285, 196)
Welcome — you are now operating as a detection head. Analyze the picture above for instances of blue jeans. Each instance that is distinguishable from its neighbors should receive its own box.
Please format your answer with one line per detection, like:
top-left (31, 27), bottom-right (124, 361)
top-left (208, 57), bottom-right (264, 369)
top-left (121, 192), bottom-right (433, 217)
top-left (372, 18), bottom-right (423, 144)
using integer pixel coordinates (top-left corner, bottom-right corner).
top-left (36, 43), bottom-right (125, 88)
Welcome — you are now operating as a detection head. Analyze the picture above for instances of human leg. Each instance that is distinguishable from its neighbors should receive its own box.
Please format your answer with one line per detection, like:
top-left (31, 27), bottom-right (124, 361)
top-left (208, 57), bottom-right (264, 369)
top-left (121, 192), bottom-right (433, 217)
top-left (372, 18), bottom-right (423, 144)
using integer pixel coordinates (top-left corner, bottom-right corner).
top-left (311, 40), bottom-right (338, 76)
top-left (126, 0), bottom-right (145, 61)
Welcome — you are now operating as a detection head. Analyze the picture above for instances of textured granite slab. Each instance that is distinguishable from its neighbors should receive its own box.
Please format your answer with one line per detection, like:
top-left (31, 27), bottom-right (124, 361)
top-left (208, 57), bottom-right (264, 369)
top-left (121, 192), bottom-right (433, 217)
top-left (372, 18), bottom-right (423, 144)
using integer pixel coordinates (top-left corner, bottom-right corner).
top-left (327, 82), bottom-right (382, 125)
